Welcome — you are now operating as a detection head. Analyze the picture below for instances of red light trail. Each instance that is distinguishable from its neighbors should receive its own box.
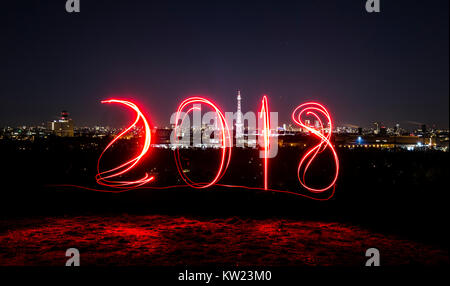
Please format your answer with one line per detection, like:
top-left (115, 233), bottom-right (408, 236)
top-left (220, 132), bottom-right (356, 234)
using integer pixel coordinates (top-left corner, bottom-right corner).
top-left (260, 95), bottom-right (270, 190)
top-left (54, 97), bottom-right (339, 201)
top-left (95, 99), bottom-right (154, 188)
top-left (292, 102), bottom-right (339, 193)
top-left (173, 97), bottom-right (232, 188)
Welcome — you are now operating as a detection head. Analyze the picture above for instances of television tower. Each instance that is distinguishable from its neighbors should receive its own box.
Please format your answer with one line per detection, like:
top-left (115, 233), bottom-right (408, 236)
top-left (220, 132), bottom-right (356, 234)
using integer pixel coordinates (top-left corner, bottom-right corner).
top-left (235, 89), bottom-right (244, 139)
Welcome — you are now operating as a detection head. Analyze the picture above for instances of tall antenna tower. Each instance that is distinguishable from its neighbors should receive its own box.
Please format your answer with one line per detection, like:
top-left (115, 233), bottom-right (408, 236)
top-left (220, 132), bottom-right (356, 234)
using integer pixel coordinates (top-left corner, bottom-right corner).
top-left (236, 89), bottom-right (244, 139)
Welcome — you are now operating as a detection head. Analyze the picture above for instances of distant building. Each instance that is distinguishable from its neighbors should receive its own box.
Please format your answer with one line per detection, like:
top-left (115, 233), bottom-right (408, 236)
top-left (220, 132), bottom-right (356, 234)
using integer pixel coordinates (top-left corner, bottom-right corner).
top-left (152, 128), bottom-right (171, 144)
top-left (314, 120), bottom-right (320, 129)
top-left (421, 124), bottom-right (427, 134)
top-left (394, 123), bottom-right (400, 136)
top-left (373, 122), bottom-right (380, 135)
top-left (47, 110), bottom-right (74, 137)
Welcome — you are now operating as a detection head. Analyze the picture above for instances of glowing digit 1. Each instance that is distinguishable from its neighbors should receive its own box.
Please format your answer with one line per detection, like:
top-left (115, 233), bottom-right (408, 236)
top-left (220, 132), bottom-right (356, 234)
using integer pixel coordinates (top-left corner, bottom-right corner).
top-left (259, 95), bottom-right (270, 190)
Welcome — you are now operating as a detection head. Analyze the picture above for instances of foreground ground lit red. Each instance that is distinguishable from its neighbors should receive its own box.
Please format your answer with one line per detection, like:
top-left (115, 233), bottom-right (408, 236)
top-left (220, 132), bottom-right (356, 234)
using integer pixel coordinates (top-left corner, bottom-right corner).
top-left (0, 215), bottom-right (448, 266)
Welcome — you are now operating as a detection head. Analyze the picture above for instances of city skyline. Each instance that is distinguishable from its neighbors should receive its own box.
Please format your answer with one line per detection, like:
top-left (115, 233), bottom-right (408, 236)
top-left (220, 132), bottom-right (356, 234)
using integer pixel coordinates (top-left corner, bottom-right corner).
top-left (1, 89), bottom-right (448, 131)
top-left (1, 0), bottom-right (448, 129)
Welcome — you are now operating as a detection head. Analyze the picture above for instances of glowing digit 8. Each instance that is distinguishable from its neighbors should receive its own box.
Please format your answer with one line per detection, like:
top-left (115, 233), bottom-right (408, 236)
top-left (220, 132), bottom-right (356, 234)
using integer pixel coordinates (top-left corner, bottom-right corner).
top-left (292, 102), bottom-right (339, 193)
top-left (173, 97), bottom-right (232, 188)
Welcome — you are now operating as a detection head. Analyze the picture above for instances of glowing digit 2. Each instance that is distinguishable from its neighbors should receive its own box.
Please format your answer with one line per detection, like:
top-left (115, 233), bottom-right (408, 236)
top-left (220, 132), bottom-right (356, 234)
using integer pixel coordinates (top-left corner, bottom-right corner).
top-left (96, 99), bottom-right (154, 188)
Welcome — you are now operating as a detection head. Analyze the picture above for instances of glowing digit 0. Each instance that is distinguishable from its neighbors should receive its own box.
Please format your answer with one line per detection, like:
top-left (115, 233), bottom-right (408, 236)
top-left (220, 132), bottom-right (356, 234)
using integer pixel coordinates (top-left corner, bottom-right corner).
top-left (173, 97), bottom-right (232, 188)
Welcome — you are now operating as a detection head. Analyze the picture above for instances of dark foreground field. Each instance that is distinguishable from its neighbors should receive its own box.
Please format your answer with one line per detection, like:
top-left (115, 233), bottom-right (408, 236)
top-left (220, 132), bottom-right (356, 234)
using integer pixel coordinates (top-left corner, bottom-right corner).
top-left (0, 185), bottom-right (449, 267)
top-left (0, 141), bottom-right (449, 266)
top-left (1, 214), bottom-right (448, 266)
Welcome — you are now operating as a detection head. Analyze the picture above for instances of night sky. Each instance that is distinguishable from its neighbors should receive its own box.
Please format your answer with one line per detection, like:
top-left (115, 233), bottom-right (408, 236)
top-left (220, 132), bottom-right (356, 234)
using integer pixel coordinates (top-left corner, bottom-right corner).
top-left (1, 0), bottom-right (448, 129)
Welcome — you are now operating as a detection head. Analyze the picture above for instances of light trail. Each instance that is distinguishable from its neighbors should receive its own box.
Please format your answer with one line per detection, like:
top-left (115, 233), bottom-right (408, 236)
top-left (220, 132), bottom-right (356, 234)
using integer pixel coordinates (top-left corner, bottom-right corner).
top-left (291, 102), bottom-right (339, 193)
top-left (95, 99), bottom-right (154, 188)
top-left (53, 98), bottom-right (339, 201)
top-left (173, 97), bottom-right (232, 188)
top-left (260, 95), bottom-right (270, 190)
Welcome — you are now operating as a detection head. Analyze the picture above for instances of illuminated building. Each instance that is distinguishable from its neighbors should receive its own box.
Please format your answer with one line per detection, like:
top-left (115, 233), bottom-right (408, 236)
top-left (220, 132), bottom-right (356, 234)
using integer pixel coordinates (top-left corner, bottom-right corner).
top-left (314, 120), bottom-right (320, 129)
top-left (47, 110), bottom-right (74, 137)
top-left (394, 123), bottom-right (400, 135)
top-left (374, 122), bottom-right (380, 135)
